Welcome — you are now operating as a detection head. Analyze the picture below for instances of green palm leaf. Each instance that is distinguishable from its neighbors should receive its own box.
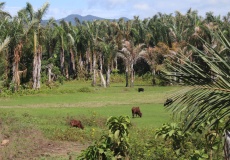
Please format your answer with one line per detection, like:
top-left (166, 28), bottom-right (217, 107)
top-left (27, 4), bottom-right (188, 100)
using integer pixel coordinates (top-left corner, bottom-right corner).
top-left (165, 30), bottom-right (230, 131)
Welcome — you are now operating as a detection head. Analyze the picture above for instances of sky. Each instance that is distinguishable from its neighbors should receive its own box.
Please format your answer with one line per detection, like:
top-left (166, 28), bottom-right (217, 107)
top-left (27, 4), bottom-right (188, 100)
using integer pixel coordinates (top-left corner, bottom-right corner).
top-left (3, 0), bottom-right (230, 20)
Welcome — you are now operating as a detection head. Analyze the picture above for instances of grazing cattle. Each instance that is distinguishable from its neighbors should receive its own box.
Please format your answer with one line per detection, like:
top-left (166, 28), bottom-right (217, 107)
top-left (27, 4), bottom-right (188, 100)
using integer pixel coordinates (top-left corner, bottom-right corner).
top-left (164, 98), bottom-right (173, 106)
top-left (70, 119), bottom-right (84, 129)
top-left (138, 88), bottom-right (144, 92)
top-left (132, 107), bottom-right (142, 118)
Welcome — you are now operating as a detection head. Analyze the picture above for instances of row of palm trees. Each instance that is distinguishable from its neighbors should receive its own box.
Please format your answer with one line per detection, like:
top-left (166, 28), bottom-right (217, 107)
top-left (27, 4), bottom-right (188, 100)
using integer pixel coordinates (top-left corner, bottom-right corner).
top-left (0, 2), bottom-right (229, 90)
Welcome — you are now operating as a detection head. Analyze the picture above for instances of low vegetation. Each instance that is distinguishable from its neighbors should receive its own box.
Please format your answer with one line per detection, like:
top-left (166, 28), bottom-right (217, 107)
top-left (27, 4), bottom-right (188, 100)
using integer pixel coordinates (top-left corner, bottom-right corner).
top-left (0, 81), bottom-right (226, 159)
top-left (0, 81), bottom-right (176, 159)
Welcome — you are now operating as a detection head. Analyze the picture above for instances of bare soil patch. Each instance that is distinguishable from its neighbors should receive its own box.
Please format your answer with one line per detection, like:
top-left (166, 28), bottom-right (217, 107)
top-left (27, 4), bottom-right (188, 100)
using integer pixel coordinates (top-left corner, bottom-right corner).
top-left (34, 140), bottom-right (89, 159)
top-left (0, 139), bottom-right (89, 160)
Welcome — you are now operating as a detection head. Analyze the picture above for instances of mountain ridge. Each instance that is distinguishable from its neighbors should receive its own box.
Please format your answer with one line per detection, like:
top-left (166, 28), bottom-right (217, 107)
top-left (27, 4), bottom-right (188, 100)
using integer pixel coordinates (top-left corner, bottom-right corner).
top-left (43, 14), bottom-right (129, 25)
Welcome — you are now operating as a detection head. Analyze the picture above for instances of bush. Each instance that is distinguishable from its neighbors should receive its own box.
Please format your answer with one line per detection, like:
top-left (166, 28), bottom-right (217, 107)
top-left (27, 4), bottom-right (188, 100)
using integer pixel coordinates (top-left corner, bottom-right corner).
top-left (78, 87), bottom-right (93, 93)
top-left (153, 74), bottom-right (171, 86)
top-left (110, 73), bottom-right (125, 83)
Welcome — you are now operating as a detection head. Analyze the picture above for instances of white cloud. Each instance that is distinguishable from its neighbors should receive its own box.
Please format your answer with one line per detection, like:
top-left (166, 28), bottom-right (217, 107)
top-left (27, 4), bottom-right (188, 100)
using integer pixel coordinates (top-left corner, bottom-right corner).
top-left (133, 3), bottom-right (150, 10)
top-left (108, 0), bottom-right (128, 5)
top-left (45, 8), bottom-right (83, 19)
top-left (4, 0), bottom-right (230, 20)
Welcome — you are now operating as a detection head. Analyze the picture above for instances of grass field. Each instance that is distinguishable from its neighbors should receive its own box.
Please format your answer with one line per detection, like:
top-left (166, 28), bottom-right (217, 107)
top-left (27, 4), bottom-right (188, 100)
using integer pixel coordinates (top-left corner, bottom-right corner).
top-left (0, 81), bottom-right (182, 128)
top-left (0, 80), bottom-right (183, 159)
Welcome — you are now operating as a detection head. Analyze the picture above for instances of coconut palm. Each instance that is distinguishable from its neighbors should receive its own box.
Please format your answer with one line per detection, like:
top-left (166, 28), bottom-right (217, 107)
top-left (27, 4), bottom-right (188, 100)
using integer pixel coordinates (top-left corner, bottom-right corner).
top-left (164, 30), bottom-right (230, 159)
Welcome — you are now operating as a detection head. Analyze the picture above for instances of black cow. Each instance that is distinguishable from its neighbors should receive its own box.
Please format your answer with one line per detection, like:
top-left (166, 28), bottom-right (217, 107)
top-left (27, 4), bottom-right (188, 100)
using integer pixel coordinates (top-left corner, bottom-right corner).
top-left (138, 88), bottom-right (144, 92)
top-left (164, 98), bottom-right (173, 106)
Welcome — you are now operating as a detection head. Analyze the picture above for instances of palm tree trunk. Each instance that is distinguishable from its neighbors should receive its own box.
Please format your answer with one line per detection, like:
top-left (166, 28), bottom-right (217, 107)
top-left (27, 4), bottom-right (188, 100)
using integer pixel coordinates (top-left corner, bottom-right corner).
top-left (12, 43), bottom-right (23, 91)
top-left (86, 49), bottom-right (92, 74)
top-left (106, 65), bottom-right (111, 87)
top-left (114, 56), bottom-right (118, 70)
top-left (99, 70), bottom-right (106, 88)
top-left (125, 65), bottom-right (129, 87)
top-left (224, 130), bottom-right (230, 160)
top-left (33, 45), bottom-right (42, 89)
top-left (60, 47), bottom-right (65, 76)
top-left (92, 52), bottom-right (97, 86)
top-left (99, 54), bottom-right (106, 88)
top-left (70, 48), bottom-right (76, 74)
top-left (37, 45), bottom-right (42, 89)
top-left (79, 54), bottom-right (83, 71)
top-left (32, 53), bottom-right (38, 89)
top-left (130, 63), bottom-right (134, 87)
top-left (47, 64), bottom-right (53, 83)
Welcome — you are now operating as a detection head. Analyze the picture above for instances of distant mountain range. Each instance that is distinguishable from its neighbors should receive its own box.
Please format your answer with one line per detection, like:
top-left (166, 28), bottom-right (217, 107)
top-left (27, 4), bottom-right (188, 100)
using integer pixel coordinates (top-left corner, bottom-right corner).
top-left (42, 14), bottom-right (129, 25)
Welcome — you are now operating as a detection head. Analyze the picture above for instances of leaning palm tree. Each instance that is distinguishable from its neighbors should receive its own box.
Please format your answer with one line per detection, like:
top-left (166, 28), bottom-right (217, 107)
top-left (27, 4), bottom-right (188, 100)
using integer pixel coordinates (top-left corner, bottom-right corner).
top-left (164, 30), bottom-right (230, 159)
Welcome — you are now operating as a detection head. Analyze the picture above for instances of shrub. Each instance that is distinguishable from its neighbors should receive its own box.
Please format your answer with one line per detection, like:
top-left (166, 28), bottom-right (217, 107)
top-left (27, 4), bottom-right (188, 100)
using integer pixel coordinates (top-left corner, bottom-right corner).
top-left (78, 115), bottom-right (131, 159)
top-left (78, 87), bottom-right (93, 93)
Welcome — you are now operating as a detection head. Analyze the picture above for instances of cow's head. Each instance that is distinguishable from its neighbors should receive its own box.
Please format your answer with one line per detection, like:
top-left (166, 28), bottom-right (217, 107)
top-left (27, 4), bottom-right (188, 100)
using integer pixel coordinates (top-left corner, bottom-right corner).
top-left (139, 112), bottom-right (142, 117)
top-left (79, 123), bottom-right (84, 129)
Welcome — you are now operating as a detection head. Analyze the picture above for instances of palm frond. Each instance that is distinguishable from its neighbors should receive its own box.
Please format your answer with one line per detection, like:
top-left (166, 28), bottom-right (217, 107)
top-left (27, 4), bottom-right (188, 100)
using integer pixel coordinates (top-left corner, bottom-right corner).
top-left (67, 33), bottom-right (75, 46)
top-left (36, 2), bottom-right (50, 21)
top-left (164, 30), bottom-right (230, 131)
top-left (23, 19), bottom-right (39, 36)
top-left (0, 37), bottom-right (10, 53)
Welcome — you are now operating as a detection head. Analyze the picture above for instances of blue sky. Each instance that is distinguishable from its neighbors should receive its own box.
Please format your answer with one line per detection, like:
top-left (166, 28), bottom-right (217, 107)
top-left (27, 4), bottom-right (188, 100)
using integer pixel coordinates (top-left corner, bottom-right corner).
top-left (3, 0), bottom-right (230, 20)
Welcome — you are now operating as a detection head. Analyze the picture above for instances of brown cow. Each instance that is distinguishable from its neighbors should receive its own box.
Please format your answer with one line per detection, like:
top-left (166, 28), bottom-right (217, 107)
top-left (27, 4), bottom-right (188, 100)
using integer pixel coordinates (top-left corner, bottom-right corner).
top-left (70, 119), bottom-right (84, 129)
top-left (131, 107), bottom-right (142, 118)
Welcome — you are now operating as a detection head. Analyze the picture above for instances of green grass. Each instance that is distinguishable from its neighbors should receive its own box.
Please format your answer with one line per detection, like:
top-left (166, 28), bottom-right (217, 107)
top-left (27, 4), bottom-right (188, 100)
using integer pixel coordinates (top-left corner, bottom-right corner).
top-left (0, 81), bottom-right (182, 129)
top-left (0, 81), bottom-right (184, 159)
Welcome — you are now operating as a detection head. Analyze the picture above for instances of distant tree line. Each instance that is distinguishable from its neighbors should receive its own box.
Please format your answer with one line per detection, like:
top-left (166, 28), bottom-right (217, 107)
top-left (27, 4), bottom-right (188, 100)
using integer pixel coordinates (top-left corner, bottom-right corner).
top-left (0, 2), bottom-right (230, 90)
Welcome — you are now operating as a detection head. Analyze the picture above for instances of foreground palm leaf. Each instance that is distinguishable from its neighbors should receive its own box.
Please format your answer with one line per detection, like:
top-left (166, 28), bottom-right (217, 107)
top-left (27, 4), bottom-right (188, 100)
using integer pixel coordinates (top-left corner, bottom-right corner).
top-left (164, 30), bottom-right (230, 131)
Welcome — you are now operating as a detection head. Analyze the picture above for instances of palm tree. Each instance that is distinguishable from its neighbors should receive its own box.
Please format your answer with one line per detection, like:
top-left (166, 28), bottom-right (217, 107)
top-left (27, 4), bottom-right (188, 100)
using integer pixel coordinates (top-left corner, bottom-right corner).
top-left (164, 30), bottom-right (230, 159)
top-left (53, 22), bottom-right (66, 77)
top-left (0, 37), bottom-right (10, 80)
top-left (6, 8), bottom-right (39, 91)
top-left (118, 40), bottom-right (145, 87)
top-left (44, 18), bottom-right (58, 59)
top-left (84, 20), bottom-right (104, 87)
top-left (62, 21), bottom-right (78, 77)
top-left (23, 2), bottom-right (50, 89)
top-left (0, 11), bottom-right (11, 85)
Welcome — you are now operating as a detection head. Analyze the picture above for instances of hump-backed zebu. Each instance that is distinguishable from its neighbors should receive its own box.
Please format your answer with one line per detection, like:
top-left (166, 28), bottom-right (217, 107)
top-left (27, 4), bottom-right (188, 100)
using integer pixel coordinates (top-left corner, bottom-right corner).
top-left (131, 107), bottom-right (142, 118)
top-left (70, 119), bottom-right (84, 129)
